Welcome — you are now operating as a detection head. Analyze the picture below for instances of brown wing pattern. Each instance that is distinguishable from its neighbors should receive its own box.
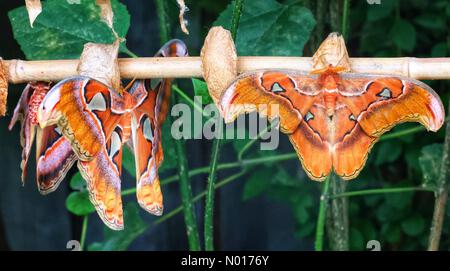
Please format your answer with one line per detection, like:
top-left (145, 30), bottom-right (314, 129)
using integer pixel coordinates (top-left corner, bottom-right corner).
top-left (35, 126), bottom-right (76, 194)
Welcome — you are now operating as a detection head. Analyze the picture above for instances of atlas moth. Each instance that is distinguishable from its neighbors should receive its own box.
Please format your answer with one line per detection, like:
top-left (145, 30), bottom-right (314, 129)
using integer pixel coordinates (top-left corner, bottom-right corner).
top-left (219, 65), bottom-right (445, 181)
top-left (10, 39), bottom-right (188, 230)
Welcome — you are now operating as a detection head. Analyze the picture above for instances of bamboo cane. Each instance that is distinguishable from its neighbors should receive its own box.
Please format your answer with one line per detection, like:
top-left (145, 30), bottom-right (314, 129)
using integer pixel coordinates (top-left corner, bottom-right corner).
top-left (3, 57), bottom-right (450, 84)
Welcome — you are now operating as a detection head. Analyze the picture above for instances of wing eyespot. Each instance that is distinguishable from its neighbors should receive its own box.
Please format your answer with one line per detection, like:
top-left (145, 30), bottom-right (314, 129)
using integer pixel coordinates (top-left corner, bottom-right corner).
top-left (271, 82), bottom-right (286, 93)
top-left (304, 111), bottom-right (314, 122)
top-left (376, 88), bottom-right (392, 99)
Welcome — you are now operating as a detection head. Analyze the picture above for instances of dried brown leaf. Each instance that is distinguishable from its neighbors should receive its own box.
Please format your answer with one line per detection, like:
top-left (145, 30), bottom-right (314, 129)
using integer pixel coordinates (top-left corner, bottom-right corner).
top-left (96, 0), bottom-right (114, 30)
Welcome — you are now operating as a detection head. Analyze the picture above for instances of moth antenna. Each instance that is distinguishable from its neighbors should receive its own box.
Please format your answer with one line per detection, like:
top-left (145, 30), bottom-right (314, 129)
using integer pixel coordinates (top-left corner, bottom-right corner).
top-left (123, 77), bottom-right (137, 93)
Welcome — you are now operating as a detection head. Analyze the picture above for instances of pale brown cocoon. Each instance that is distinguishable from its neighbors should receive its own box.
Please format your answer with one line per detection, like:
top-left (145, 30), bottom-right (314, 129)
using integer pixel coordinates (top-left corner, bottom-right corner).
top-left (0, 59), bottom-right (8, 116)
top-left (312, 32), bottom-right (351, 72)
top-left (77, 41), bottom-right (121, 91)
top-left (200, 26), bottom-right (238, 104)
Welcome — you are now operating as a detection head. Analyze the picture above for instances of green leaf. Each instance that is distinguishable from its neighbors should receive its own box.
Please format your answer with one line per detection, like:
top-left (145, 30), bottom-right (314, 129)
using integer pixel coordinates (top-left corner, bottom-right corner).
top-left (69, 172), bottom-right (86, 191)
top-left (419, 143), bottom-right (443, 188)
top-left (366, 0), bottom-right (396, 22)
top-left (294, 222), bottom-right (315, 238)
top-left (404, 146), bottom-right (421, 174)
top-left (110, 0), bottom-right (130, 39)
top-left (381, 223), bottom-right (402, 244)
top-left (192, 78), bottom-right (213, 104)
top-left (231, 126), bottom-right (253, 153)
top-left (401, 214), bottom-right (425, 236)
top-left (88, 203), bottom-right (148, 251)
top-left (431, 42), bottom-right (448, 57)
top-left (9, 0), bottom-right (130, 60)
top-left (390, 19), bottom-right (416, 52)
top-left (385, 188), bottom-right (413, 209)
top-left (414, 14), bottom-right (446, 30)
top-left (242, 168), bottom-right (272, 200)
top-left (376, 203), bottom-right (398, 222)
top-left (359, 221), bottom-right (377, 241)
top-left (214, 0), bottom-right (315, 56)
top-left (66, 191), bottom-right (95, 216)
top-left (122, 147), bottom-right (136, 178)
top-left (375, 141), bottom-right (402, 165)
top-left (349, 228), bottom-right (364, 250)
top-left (271, 168), bottom-right (301, 188)
top-left (292, 201), bottom-right (310, 224)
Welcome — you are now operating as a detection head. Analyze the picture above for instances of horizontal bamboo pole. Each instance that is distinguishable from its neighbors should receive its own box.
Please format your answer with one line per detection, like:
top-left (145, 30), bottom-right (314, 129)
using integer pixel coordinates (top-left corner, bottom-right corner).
top-left (3, 56), bottom-right (450, 84)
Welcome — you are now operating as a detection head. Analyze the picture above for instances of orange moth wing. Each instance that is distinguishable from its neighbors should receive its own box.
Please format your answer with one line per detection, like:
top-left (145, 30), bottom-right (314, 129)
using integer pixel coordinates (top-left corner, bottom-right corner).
top-left (38, 77), bottom-right (141, 230)
top-left (220, 69), bottom-right (444, 181)
top-left (129, 39), bottom-right (188, 215)
top-left (37, 77), bottom-right (124, 161)
top-left (9, 82), bottom-right (76, 193)
top-left (35, 126), bottom-right (76, 194)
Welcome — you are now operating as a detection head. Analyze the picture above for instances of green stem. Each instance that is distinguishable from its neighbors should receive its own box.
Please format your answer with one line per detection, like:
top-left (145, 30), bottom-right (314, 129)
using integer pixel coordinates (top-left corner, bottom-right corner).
top-left (238, 120), bottom-right (278, 161)
top-left (121, 120), bottom-right (429, 197)
top-left (379, 126), bottom-right (425, 141)
top-left (202, 0), bottom-right (244, 251)
top-left (172, 93), bottom-right (201, 251)
top-left (341, 0), bottom-right (350, 40)
top-left (154, 171), bottom-right (247, 225)
top-left (155, 0), bottom-right (200, 250)
top-left (428, 109), bottom-right (450, 250)
top-left (155, 0), bottom-right (169, 44)
top-left (230, 0), bottom-right (244, 41)
top-left (204, 122), bottom-right (223, 251)
top-left (315, 175), bottom-right (331, 251)
top-left (80, 215), bottom-right (88, 251)
top-left (330, 186), bottom-right (434, 199)
top-left (121, 152), bottom-right (299, 196)
top-left (326, 174), bottom-right (349, 251)
top-left (121, 46), bottom-right (139, 58)
top-left (379, 117), bottom-right (448, 141)
top-left (172, 85), bottom-right (209, 118)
